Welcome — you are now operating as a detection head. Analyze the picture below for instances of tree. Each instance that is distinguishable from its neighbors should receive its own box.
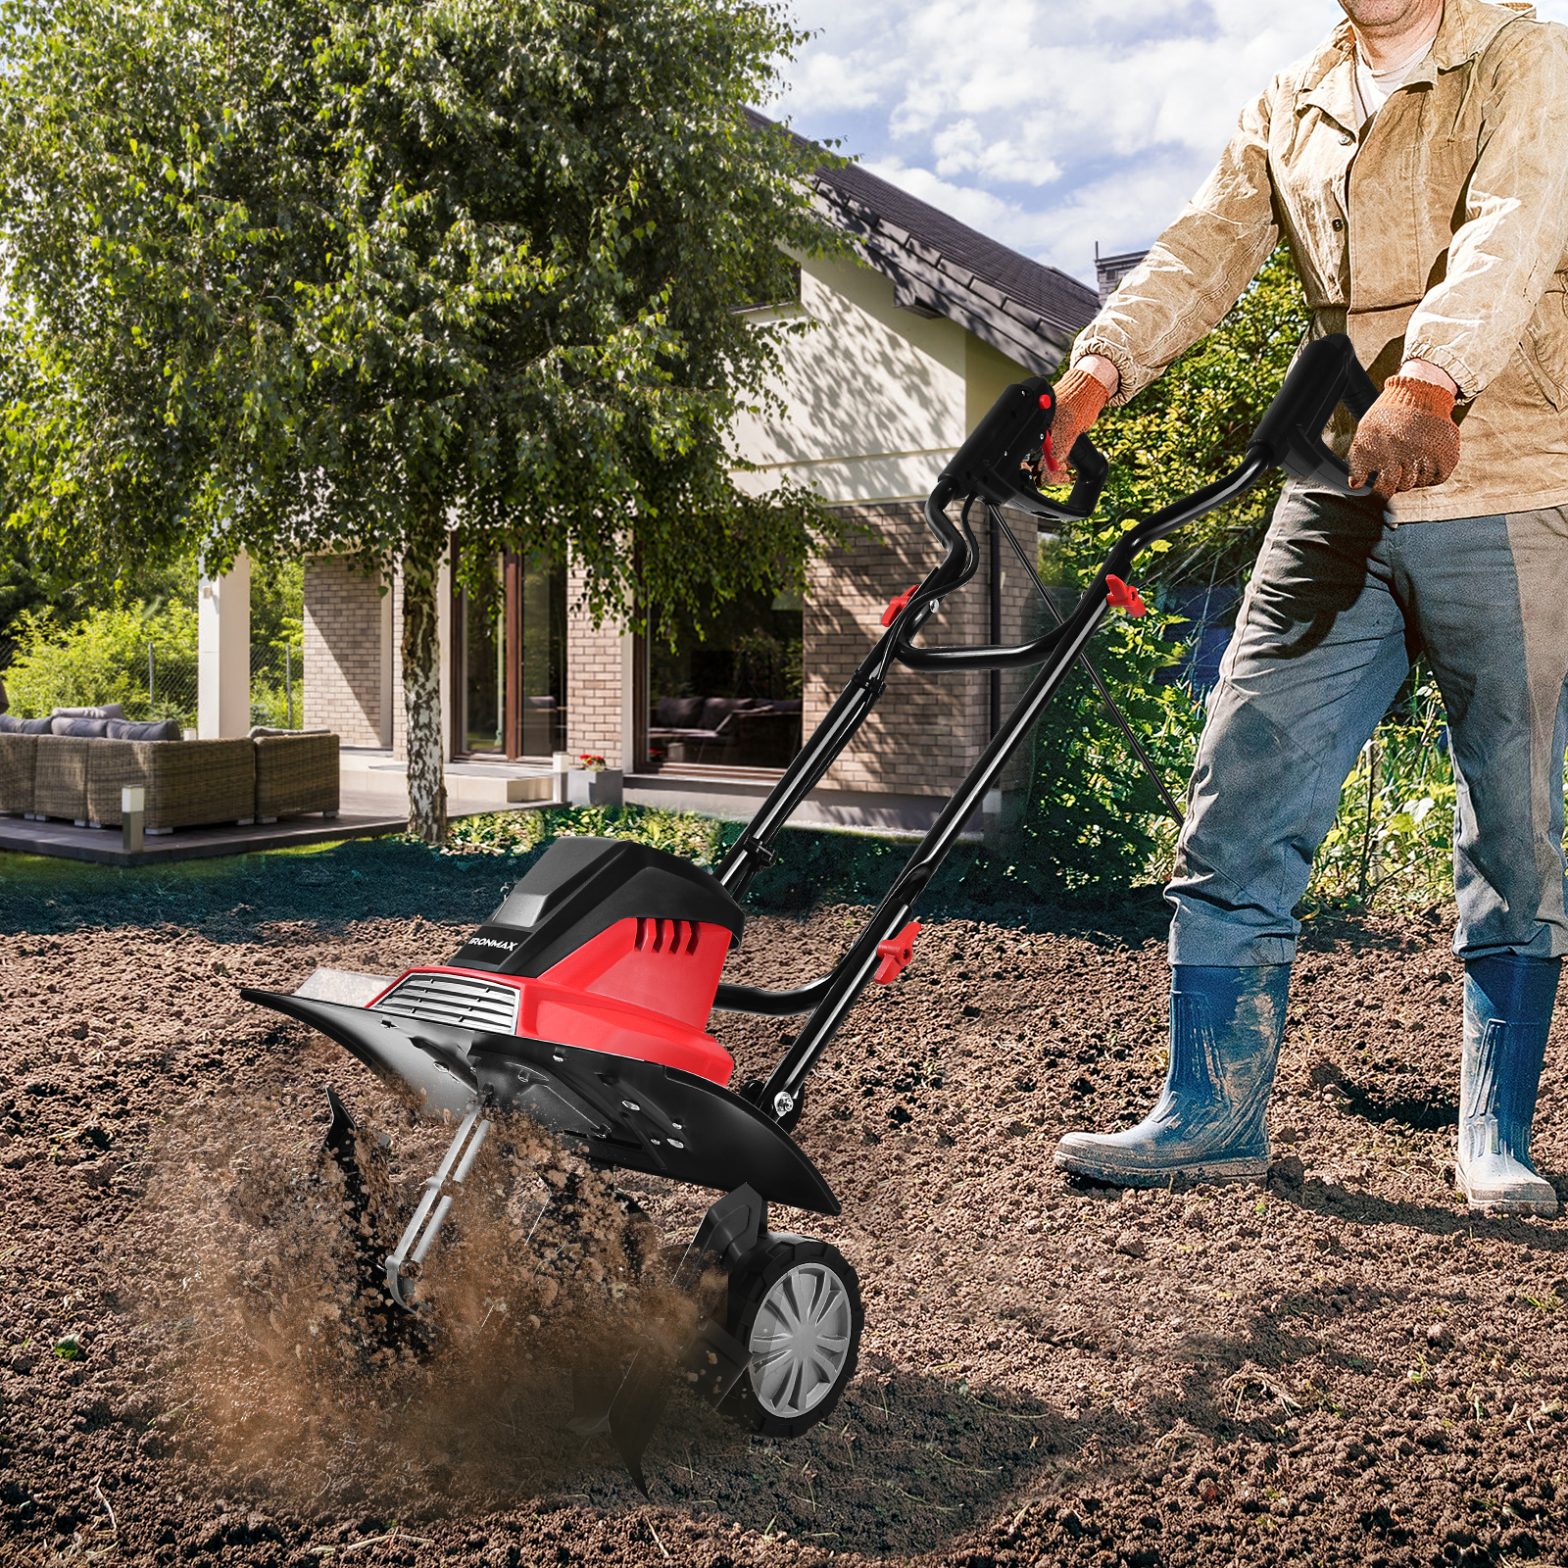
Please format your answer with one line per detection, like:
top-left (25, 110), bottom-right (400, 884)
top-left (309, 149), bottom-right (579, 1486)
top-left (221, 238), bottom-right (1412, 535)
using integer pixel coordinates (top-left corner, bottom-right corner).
top-left (1006, 247), bottom-right (1311, 894)
top-left (0, 0), bottom-right (843, 839)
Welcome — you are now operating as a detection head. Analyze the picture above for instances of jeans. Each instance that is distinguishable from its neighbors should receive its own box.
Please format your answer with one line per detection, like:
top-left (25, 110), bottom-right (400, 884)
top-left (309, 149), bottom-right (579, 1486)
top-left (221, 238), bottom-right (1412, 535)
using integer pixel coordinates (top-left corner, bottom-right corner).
top-left (1166, 485), bottom-right (1568, 967)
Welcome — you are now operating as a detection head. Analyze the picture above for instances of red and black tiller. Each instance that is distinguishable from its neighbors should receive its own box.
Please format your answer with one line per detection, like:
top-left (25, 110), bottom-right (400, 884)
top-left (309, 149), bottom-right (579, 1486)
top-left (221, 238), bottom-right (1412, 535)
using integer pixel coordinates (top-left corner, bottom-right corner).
top-left (244, 335), bottom-right (1375, 1483)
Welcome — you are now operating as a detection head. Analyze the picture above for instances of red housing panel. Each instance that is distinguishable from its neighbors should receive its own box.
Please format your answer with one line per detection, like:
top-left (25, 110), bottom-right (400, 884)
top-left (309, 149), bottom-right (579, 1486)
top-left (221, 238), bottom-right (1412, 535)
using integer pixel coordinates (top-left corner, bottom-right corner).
top-left (368, 917), bottom-right (736, 1085)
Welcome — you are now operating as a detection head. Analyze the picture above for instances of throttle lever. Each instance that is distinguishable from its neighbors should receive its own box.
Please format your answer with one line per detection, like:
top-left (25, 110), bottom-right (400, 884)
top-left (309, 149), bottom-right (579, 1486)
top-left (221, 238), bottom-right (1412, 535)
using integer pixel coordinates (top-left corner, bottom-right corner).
top-left (938, 375), bottom-right (1109, 522)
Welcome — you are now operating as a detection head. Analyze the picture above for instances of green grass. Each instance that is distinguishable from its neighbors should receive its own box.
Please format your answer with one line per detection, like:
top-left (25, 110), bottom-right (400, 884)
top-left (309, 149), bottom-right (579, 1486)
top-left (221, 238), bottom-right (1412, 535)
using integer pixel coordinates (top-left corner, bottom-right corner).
top-left (1, 803), bottom-right (1168, 940)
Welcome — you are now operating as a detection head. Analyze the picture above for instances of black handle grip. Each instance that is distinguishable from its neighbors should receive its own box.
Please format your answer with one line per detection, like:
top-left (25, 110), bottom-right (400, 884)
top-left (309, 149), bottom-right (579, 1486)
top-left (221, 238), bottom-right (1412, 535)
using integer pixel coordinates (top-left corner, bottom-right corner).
top-left (1064, 433), bottom-right (1110, 518)
top-left (936, 375), bottom-right (1109, 521)
top-left (1246, 334), bottom-right (1378, 495)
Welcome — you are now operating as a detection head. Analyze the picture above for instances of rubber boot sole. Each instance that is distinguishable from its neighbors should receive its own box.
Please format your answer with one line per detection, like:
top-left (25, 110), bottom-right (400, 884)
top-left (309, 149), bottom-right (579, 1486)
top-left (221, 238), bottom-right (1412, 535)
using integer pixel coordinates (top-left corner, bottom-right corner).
top-left (1457, 1163), bottom-right (1560, 1218)
top-left (1054, 1148), bottom-right (1269, 1189)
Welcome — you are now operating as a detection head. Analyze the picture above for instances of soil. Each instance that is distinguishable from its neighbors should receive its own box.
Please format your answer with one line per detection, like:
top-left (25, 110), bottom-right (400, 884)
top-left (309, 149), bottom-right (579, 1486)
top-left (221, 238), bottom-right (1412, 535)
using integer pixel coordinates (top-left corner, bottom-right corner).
top-left (4, 847), bottom-right (1568, 1567)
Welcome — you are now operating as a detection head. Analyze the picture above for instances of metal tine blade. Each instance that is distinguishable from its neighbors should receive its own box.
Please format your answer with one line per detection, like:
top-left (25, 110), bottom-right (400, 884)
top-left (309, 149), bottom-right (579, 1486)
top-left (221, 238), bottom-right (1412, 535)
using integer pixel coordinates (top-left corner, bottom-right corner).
top-left (384, 1109), bottom-right (491, 1311)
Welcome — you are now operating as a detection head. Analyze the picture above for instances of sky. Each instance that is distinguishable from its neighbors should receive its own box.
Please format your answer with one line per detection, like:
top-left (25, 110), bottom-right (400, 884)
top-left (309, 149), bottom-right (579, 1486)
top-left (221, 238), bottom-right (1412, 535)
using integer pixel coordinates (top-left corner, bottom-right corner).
top-left (764, 0), bottom-right (1568, 288)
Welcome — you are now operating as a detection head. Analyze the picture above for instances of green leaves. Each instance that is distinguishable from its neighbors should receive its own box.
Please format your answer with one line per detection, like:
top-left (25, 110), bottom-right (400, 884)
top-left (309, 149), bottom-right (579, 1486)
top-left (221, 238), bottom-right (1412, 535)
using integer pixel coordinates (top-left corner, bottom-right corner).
top-left (0, 0), bottom-right (841, 623)
top-left (1015, 249), bottom-right (1312, 894)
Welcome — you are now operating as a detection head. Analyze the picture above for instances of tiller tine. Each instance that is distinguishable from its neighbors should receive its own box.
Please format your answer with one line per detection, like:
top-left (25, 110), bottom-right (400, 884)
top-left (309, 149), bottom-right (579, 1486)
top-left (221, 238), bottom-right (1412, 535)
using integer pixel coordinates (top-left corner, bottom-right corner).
top-left (384, 1108), bottom-right (491, 1311)
top-left (319, 1087), bottom-right (386, 1291)
top-left (570, 1185), bottom-right (767, 1491)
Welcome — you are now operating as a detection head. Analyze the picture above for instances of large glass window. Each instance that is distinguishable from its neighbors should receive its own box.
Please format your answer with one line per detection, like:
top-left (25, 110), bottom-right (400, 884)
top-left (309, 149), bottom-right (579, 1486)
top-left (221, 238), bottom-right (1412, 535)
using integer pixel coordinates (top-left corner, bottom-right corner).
top-left (647, 588), bottom-right (803, 770)
top-left (458, 561), bottom-right (505, 754)
top-left (452, 547), bottom-right (567, 758)
top-left (516, 552), bottom-right (567, 757)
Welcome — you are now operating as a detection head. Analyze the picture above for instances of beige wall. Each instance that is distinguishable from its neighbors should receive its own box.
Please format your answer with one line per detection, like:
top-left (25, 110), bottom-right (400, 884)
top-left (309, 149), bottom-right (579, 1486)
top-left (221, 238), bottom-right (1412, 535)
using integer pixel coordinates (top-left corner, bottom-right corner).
top-left (302, 250), bottom-right (1054, 806)
top-left (729, 251), bottom-right (1051, 800)
top-left (566, 562), bottom-right (628, 770)
top-left (804, 502), bottom-right (1040, 800)
top-left (303, 557), bottom-right (389, 749)
top-left (303, 550), bottom-right (453, 761)
top-left (732, 253), bottom-right (974, 506)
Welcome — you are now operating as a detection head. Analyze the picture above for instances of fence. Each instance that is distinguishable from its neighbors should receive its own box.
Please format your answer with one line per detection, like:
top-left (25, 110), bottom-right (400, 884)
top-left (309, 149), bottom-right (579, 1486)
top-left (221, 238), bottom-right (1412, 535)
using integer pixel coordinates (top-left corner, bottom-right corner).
top-left (4, 638), bottom-right (304, 734)
top-left (250, 641), bottom-right (305, 730)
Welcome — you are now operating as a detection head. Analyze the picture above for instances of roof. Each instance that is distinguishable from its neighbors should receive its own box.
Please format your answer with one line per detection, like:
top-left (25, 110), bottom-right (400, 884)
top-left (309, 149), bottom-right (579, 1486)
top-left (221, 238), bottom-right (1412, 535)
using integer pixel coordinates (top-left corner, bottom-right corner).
top-left (746, 110), bottom-right (1099, 376)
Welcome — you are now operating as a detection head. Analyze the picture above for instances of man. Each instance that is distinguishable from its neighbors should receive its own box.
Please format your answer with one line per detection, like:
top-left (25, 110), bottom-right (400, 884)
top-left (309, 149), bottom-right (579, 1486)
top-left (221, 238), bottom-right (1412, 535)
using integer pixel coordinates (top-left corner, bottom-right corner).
top-left (1048, 0), bottom-right (1568, 1214)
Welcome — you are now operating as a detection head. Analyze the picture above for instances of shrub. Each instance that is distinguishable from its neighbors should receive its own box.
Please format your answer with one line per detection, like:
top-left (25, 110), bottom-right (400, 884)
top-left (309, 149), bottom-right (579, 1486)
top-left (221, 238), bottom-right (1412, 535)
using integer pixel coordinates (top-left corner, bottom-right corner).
top-left (4, 601), bottom-right (197, 723)
top-left (432, 806), bottom-right (727, 865)
top-left (1311, 676), bottom-right (1457, 910)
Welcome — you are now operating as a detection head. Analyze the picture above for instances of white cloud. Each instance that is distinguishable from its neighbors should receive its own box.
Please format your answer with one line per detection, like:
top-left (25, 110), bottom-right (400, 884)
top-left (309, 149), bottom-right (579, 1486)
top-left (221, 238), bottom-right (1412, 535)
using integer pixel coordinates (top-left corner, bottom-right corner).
top-left (769, 1), bottom-right (1337, 280)
top-left (931, 119), bottom-right (1063, 187)
top-left (774, 0), bottom-right (1568, 283)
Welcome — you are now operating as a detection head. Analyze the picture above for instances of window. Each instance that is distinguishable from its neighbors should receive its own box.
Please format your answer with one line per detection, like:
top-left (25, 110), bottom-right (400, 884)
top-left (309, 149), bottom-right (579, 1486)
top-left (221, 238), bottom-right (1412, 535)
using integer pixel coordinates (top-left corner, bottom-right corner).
top-left (450, 546), bottom-right (567, 759)
top-left (647, 587), bottom-right (803, 771)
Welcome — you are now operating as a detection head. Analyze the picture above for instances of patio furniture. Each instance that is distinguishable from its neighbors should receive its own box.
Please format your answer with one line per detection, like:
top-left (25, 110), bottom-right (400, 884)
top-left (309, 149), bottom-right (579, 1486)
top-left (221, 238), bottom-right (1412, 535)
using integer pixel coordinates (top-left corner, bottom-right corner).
top-left (84, 736), bottom-right (256, 831)
top-left (649, 696), bottom-right (803, 767)
top-left (0, 724), bottom-right (341, 832)
top-left (0, 732), bottom-right (39, 815)
top-left (254, 731), bottom-right (339, 822)
top-left (33, 736), bottom-right (92, 823)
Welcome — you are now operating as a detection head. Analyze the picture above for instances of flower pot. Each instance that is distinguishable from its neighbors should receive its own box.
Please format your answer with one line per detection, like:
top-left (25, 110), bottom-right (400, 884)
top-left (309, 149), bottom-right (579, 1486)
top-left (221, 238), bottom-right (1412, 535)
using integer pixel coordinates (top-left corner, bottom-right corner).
top-left (568, 768), bottom-right (623, 808)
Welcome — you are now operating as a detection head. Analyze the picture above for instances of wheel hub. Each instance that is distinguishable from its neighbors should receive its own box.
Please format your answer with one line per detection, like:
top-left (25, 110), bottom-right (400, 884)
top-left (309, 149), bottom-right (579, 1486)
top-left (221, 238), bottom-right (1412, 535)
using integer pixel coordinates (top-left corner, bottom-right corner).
top-left (747, 1260), bottom-right (854, 1419)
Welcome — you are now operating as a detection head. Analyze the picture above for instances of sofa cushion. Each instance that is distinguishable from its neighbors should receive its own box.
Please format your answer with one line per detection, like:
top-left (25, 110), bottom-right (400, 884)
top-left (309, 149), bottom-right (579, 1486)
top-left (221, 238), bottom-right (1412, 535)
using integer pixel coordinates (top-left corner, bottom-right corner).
top-left (654, 695), bottom-right (705, 728)
top-left (107, 718), bottom-right (181, 742)
top-left (247, 725), bottom-right (331, 739)
top-left (0, 714), bottom-right (53, 734)
top-left (51, 705), bottom-right (126, 720)
top-left (700, 697), bottom-right (758, 731)
top-left (50, 716), bottom-right (111, 737)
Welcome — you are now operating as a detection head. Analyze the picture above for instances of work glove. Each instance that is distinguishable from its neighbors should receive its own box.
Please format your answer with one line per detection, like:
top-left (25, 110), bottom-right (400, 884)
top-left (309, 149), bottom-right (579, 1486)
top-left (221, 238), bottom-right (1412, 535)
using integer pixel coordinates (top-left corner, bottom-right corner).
top-left (1039, 365), bottom-right (1112, 484)
top-left (1347, 375), bottom-right (1461, 501)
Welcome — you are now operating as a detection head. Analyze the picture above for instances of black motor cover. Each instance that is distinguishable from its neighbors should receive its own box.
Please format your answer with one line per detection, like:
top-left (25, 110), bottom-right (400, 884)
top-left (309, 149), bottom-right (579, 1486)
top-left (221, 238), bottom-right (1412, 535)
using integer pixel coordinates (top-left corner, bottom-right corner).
top-left (447, 837), bottom-right (746, 976)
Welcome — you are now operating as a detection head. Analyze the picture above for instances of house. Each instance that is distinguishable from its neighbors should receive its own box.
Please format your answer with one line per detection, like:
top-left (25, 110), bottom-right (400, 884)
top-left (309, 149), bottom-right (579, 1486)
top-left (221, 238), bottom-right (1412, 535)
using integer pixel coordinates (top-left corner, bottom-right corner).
top-left (297, 123), bottom-right (1101, 828)
top-left (1094, 243), bottom-right (1149, 305)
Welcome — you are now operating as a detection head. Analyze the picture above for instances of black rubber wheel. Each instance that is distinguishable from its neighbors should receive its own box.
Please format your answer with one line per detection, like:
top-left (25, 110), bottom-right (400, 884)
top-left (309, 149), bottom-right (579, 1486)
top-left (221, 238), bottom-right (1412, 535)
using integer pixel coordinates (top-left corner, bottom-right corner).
top-left (719, 1234), bottom-right (862, 1439)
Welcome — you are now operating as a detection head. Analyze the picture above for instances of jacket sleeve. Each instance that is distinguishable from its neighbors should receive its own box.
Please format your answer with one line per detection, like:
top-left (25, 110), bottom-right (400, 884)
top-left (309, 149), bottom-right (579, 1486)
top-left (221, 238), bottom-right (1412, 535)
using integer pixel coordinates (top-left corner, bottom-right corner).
top-left (1403, 23), bottom-right (1568, 400)
top-left (1071, 81), bottom-right (1282, 406)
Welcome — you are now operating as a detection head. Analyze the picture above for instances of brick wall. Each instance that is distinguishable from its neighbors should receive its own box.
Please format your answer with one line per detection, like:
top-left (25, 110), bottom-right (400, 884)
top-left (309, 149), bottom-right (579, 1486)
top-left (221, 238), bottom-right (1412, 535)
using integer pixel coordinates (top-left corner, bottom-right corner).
top-left (804, 502), bottom-right (1041, 799)
top-left (389, 567), bottom-right (406, 758)
top-left (303, 557), bottom-right (387, 748)
top-left (566, 563), bottom-right (626, 768)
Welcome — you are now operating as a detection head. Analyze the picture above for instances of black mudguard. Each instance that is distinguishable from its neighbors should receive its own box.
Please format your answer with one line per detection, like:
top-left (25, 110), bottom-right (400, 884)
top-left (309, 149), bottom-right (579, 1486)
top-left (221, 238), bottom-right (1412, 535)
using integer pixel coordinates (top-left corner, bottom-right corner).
top-left (242, 988), bottom-right (839, 1216)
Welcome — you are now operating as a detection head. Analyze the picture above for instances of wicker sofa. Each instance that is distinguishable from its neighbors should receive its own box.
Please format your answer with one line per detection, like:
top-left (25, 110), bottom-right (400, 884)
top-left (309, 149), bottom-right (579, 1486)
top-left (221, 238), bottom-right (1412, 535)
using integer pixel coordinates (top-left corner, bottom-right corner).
top-left (0, 725), bottom-right (339, 832)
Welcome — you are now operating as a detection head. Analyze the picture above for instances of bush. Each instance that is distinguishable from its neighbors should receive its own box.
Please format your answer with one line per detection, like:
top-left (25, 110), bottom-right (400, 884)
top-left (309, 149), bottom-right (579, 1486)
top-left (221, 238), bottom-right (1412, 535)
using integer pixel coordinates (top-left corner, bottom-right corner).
top-left (432, 806), bottom-right (727, 865)
top-left (4, 601), bottom-right (197, 723)
top-left (1007, 248), bottom-right (1310, 895)
top-left (1311, 676), bottom-right (1457, 910)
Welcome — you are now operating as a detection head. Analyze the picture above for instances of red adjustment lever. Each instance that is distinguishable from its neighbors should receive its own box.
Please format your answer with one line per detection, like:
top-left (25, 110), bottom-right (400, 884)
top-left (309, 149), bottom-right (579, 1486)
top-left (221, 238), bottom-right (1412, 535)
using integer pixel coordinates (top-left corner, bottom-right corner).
top-left (882, 584), bottom-right (921, 628)
top-left (1105, 575), bottom-right (1146, 617)
top-left (874, 921), bottom-right (922, 984)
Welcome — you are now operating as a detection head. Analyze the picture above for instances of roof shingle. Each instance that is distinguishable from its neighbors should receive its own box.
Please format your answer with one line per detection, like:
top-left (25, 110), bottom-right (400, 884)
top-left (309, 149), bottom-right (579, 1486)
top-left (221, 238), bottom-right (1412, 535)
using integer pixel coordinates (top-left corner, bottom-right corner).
top-left (747, 109), bottom-right (1099, 375)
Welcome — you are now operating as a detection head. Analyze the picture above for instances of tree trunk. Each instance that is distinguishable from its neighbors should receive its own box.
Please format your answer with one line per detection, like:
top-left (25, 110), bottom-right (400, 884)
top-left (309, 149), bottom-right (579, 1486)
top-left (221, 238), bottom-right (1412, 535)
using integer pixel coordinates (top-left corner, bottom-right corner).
top-left (401, 545), bottom-right (448, 845)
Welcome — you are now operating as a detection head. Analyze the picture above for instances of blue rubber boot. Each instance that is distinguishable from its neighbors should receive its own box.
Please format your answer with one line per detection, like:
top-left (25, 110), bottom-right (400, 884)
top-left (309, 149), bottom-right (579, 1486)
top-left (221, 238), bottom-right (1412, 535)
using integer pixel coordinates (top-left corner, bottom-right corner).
top-left (1054, 964), bottom-right (1290, 1188)
top-left (1458, 955), bottom-right (1560, 1217)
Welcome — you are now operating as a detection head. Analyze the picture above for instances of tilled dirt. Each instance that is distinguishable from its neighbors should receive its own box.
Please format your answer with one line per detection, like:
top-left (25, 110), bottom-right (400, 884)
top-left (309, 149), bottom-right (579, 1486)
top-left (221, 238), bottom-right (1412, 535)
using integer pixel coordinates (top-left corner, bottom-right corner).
top-left (5, 875), bottom-right (1568, 1567)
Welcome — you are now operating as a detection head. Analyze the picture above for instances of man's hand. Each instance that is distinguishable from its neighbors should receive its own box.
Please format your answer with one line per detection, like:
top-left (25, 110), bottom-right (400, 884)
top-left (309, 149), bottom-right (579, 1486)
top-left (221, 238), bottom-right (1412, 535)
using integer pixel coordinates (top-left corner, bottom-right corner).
top-left (1040, 357), bottom-right (1117, 483)
top-left (1347, 363), bottom-right (1462, 501)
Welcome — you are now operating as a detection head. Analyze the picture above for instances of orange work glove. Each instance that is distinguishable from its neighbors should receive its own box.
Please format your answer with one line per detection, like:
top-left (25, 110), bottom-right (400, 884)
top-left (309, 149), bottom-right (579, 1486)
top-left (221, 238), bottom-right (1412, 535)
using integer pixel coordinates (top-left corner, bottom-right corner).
top-left (1347, 375), bottom-right (1461, 501)
top-left (1041, 366), bottom-right (1112, 484)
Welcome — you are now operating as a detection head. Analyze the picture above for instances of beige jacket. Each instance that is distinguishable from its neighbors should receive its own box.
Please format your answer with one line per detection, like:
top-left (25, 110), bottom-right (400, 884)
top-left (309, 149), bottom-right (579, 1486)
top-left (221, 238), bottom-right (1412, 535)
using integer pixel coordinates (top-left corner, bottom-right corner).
top-left (1073, 0), bottom-right (1568, 521)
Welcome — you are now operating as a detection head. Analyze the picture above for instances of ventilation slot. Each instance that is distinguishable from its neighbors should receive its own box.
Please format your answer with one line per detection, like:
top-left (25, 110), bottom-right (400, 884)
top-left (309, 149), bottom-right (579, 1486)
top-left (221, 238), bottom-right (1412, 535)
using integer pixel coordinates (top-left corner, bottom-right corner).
top-left (635, 919), bottom-right (698, 955)
top-left (372, 971), bottom-right (520, 1033)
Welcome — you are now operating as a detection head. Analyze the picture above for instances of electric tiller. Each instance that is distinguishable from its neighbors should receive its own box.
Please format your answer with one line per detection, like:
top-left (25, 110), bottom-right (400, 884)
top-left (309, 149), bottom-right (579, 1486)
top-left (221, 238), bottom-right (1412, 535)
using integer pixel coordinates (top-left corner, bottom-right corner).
top-left (243, 335), bottom-right (1376, 1485)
